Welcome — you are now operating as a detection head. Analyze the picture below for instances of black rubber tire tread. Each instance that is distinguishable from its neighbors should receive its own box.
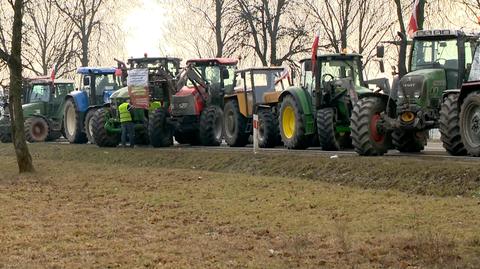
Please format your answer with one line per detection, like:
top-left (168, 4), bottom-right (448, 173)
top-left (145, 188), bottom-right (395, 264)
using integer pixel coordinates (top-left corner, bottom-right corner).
top-left (91, 108), bottom-right (120, 147)
top-left (84, 109), bottom-right (97, 144)
top-left (350, 97), bottom-right (389, 156)
top-left (224, 100), bottom-right (249, 147)
top-left (439, 94), bottom-right (467, 156)
top-left (149, 108), bottom-right (173, 148)
top-left (460, 92), bottom-right (480, 156)
top-left (257, 109), bottom-right (278, 148)
top-left (317, 108), bottom-right (340, 151)
top-left (63, 98), bottom-right (87, 144)
top-left (135, 118), bottom-right (150, 145)
top-left (199, 105), bottom-right (223, 146)
top-left (279, 95), bottom-right (309, 150)
top-left (25, 117), bottom-right (49, 143)
top-left (174, 131), bottom-right (200, 145)
top-left (0, 129), bottom-right (12, 143)
top-left (392, 130), bottom-right (426, 152)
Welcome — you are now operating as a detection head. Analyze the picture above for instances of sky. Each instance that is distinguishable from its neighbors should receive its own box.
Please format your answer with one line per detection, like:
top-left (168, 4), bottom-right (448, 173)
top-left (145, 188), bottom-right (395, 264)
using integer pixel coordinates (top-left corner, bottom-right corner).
top-left (123, 0), bottom-right (167, 58)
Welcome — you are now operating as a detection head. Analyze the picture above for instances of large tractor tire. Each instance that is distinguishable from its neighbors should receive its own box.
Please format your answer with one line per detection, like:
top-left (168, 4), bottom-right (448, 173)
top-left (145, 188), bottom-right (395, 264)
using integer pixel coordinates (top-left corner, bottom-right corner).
top-left (257, 108), bottom-right (278, 148)
top-left (316, 108), bottom-right (351, 151)
top-left (84, 109), bottom-right (97, 144)
top-left (135, 118), bottom-right (150, 145)
top-left (224, 100), bottom-right (249, 147)
top-left (350, 97), bottom-right (389, 156)
top-left (149, 108), bottom-right (173, 148)
top-left (25, 117), bottom-right (49, 142)
top-left (63, 98), bottom-right (87, 144)
top-left (279, 95), bottom-right (309, 149)
top-left (91, 108), bottom-right (120, 147)
top-left (460, 92), bottom-right (480, 156)
top-left (0, 129), bottom-right (12, 143)
top-left (392, 130), bottom-right (426, 152)
top-left (439, 94), bottom-right (467, 156)
top-left (175, 131), bottom-right (200, 145)
top-left (199, 105), bottom-right (223, 146)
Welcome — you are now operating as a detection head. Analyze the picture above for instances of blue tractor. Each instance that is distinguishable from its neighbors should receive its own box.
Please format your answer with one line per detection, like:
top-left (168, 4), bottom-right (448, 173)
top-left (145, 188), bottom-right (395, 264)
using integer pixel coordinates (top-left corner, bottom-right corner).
top-left (63, 67), bottom-right (123, 143)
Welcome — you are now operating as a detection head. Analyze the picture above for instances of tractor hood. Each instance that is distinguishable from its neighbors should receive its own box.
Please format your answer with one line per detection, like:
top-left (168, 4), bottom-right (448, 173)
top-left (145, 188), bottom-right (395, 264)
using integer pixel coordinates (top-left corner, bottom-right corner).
top-left (398, 69), bottom-right (446, 107)
top-left (22, 102), bottom-right (45, 117)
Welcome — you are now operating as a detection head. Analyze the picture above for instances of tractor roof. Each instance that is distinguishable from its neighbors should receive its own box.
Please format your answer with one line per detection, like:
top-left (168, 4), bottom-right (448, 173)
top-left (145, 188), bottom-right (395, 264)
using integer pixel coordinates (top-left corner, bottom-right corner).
top-left (300, 53), bottom-right (362, 63)
top-left (128, 57), bottom-right (182, 65)
top-left (26, 77), bottom-right (74, 84)
top-left (236, 67), bottom-right (286, 73)
top-left (77, 67), bottom-right (117, 75)
top-left (414, 29), bottom-right (480, 39)
top-left (186, 58), bottom-right (238, 66)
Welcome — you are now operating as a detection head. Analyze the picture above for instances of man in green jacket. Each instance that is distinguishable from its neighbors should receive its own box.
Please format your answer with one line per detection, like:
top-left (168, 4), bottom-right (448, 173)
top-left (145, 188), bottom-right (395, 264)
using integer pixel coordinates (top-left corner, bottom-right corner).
top-left (119, 99), bottom-right (135, 148)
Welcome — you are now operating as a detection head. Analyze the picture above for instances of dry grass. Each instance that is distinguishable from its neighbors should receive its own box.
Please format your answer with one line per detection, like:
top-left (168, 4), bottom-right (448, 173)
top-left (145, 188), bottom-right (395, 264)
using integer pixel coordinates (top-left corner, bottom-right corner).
top-left (0, 144), bottom-right (479, 268)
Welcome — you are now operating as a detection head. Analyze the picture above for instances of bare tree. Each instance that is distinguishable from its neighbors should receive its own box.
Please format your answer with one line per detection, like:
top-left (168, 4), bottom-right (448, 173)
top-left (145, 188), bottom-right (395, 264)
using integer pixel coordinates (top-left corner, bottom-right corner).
top-left (0, 0), bottom-right (34, 173)
top-left (23, 0), bottom-right (78, 76)
top-left (53, 0), bottom-right (116, 67)
top-left (237, 0), bottom-right (311, 66)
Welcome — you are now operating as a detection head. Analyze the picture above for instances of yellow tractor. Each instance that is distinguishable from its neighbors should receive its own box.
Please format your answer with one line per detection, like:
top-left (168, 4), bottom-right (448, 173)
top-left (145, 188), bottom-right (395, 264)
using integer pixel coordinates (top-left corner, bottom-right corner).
top-left (223, 67), bottom-right (289, 147)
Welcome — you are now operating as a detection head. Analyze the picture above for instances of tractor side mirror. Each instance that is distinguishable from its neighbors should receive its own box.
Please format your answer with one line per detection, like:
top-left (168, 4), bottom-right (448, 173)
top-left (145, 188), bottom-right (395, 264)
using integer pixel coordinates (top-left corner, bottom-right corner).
top-left (376, 45), bottom-right (385, 59)
top-left (83, 76), bottom-right (91, 87)
top-left (379, 60), bottom-right (385, 73)
top-left (222, 68), bottom-right (230, 80)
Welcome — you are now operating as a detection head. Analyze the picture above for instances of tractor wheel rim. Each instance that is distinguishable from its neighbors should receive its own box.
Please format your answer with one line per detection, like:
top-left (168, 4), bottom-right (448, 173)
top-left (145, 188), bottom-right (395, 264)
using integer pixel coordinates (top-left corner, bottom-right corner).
top-left (282, 106), bottom-right (295, 139)
top-left (370, 113), bottom-right (384, 143)
top-left (66, 105), bottom-right (76, 136)
top-left (32, 123), bottom-right (45, 139)
top-left (88, 116), bottom-right (95, 139)
top-left (226, 110), bottom-right (235, 137)
top-left (214, 113), bottom-right (222, 140)
top-left (258, 119), bottom-right (264, 142)
top-left (464, 103), bottom-right (480, 147)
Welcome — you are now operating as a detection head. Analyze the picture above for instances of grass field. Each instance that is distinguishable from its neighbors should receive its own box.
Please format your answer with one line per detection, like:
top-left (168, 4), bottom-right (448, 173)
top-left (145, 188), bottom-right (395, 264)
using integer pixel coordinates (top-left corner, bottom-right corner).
top-left (0, 144), bottom-right (479, 268)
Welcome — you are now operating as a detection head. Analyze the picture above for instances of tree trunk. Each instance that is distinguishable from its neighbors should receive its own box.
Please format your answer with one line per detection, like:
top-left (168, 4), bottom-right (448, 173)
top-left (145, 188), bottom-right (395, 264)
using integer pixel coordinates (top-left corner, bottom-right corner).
top-left (394, 0), bottom-right (407, 78)
top-left (9, 0), bottom-right (35, 173)
top-left (215, 0), bottom-right (223, 58)
top-left (81, 37), bottom-right (89, 66)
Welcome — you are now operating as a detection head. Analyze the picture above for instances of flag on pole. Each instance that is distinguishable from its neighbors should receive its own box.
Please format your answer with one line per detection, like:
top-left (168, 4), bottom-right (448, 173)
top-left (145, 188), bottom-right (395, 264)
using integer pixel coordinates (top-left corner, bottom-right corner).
top-left (311, 31), bottom-right (320, 73)
top-left (407, 0), bottom-right (420, 38)
top-left (50, 64), bottom-right (57, 84)
top-left (275, 67), bottom-right (290, 85)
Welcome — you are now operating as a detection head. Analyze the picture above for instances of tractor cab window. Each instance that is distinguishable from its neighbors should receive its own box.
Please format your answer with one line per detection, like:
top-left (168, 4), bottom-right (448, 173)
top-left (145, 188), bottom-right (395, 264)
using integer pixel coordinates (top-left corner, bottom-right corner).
top-left (468, 46), bottom-right (480, 81)
top-left (167, 62), bottom-right (179, 76)
top-left (54, 83), bottom-right (74, 99)
top-left (29, 84), bottom-right (50, 103)
top-left (411, 38), bottom-right (459, 71)
top-left (301, 60), bottom-right (315, 92)
top-left (95, 74), bottom-right (117, 95)
top-left (319, 59), bottom-right (361, 88)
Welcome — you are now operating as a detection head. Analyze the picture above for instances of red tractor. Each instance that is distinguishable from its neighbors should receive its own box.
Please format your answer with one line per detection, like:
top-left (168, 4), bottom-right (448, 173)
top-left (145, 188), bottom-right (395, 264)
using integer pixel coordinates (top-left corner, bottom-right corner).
top-left (149, 58), bottom-right (238, 147)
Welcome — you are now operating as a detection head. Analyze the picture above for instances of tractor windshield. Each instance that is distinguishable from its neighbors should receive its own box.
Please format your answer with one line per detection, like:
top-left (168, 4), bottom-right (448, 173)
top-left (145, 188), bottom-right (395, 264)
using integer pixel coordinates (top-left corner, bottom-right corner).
top-left (94, 74), bottom-right (119, 95)
top-left (319, 59), bottom-right (361, 87)
top-left (468, 44), bottom-right (480, 81)
top-left (54, 83), bottom-right (74, 99)
top-left (188, 65), bottom-right (235, 90)
top-left (411, 38), bottom-right (458, 71)
top-left (29, 84), bottom-right (50, 103)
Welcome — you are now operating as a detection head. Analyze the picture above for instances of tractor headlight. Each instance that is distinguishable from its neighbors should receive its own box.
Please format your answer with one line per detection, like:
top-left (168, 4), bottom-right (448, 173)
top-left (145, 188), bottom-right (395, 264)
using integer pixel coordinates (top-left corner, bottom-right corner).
top-left (400, 111), bottom-right (415, 123)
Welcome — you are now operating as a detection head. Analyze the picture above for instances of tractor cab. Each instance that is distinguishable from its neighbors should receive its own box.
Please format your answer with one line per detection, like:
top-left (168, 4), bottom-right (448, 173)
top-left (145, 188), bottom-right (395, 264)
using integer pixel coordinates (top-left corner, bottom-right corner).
top-left (22, 78), bottom-right (74, 121)
top-left (126, 57), bottom-right (182, 108)
top-left (172, 58), bottom-right (237, 117)
top-left (398, 30), bottom-right (478, 109)
top-left (231, 67), bottom-right (288, 116)
top-left (77, 67), bottom-right (123, 105)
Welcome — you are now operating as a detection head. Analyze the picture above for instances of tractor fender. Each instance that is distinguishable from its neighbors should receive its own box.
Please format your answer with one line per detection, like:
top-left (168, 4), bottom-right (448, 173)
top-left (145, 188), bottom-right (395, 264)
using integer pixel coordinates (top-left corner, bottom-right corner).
top-left (278, 87), bottom-right (315, 135)
top-left (278, 87), bottom-right (313, 116)
top-left (66, 91), bottom-right (89, 113)
top-left (458, 81), bottom-right (480, 105)
top-left (442, 89), bottom-right (461, 101)
top-left (358, 92), bottom-right (397, 116)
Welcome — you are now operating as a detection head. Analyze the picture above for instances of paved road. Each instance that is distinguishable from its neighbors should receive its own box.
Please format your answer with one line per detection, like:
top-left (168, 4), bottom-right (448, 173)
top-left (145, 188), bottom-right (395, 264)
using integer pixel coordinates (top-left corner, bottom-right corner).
top-left (49, 139), bottom-right (480, 162)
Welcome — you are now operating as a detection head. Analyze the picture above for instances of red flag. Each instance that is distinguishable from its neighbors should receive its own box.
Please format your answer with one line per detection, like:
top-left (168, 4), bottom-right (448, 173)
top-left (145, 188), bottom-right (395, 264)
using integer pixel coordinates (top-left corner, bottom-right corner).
top-left (407, 0), bottom-right (420, 38)
top-left (50, 64), bottom-right (57, 84)
top-left (311, 31), bottom-right (320, 73)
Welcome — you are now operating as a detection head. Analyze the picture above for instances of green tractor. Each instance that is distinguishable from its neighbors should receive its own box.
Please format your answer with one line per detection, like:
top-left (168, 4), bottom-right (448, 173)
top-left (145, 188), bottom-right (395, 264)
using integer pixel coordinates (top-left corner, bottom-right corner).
top-left (351, 29), bottom-right (478, 155)
top-left (0, 77), bottom-right (74, 143)
top-left (278, 53), bottom-right (379, 150)
top-left (91, 57), bottom-right (181, 147)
